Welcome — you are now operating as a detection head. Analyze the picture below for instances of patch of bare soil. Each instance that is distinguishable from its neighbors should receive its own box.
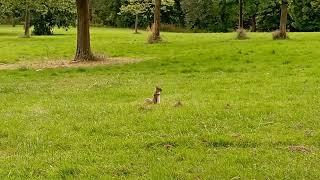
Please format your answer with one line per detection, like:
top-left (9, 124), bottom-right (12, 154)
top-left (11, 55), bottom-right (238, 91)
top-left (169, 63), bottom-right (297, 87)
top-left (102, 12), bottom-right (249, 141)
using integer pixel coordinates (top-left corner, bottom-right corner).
top-left (288, 145), bottom-right (312, 153)
top-left (0, 57), bottom-right (141, 70)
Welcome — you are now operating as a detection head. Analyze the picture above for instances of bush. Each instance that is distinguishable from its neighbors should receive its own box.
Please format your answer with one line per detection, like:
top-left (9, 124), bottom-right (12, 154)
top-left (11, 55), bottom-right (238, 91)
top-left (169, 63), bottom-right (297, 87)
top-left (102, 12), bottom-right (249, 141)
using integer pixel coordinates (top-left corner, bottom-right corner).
top-left (236, 28), bottom-right (248, 40)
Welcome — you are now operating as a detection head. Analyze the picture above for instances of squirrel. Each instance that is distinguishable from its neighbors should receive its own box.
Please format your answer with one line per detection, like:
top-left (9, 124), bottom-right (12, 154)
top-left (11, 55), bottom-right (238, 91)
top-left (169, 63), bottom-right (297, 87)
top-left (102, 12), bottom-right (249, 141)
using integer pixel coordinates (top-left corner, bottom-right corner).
top-left (145, 86), bottom-right (162, 104)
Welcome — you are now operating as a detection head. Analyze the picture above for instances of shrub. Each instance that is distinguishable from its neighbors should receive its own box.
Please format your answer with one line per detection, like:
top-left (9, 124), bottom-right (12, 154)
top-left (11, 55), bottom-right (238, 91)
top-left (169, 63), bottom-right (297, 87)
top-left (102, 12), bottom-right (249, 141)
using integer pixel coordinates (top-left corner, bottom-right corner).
top-left (236, 28), bottom-right (248, 40)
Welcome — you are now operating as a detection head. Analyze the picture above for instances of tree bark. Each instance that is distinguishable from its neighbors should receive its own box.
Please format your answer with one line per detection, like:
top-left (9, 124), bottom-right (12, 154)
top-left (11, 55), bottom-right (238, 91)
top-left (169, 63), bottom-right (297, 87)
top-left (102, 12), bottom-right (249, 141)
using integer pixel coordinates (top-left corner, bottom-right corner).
top-left (279, 0), bottom-right (288, 38)
top-left (238, 0), bottom-right (244, 29)
top-left (74, 0), bottom-right (94, 61)
top-left (24, 8), bottom-right (31, 38)
top-left (152, 0), bottom-right (161, 42)
top-left (134, 14), bottom-right (139, 34)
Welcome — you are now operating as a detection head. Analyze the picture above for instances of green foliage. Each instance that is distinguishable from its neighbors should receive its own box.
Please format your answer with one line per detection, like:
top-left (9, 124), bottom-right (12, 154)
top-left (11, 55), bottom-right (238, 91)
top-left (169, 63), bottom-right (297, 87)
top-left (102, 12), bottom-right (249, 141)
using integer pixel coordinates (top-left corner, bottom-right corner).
top-left (119, 0), bottom-right (150, 16)
top-left (181, 0), bottom-right (237, 32)
top-left (32, 0), bottom-right (76, 35)
top-left (0, 0), bottom-right (75, 35)
top-left (255, 0), bottom-right (290, 32)
top-left (290, 0), bottom-right (320, 31)
top-left (92, 0), bottom-right (124, 26)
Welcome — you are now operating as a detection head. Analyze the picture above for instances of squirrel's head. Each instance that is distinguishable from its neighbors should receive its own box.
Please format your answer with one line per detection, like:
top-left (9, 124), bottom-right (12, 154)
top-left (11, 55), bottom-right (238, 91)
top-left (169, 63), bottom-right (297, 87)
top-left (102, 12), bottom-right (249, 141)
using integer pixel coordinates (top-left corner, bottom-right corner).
top-left (156, 86), bottom-right (162, 92)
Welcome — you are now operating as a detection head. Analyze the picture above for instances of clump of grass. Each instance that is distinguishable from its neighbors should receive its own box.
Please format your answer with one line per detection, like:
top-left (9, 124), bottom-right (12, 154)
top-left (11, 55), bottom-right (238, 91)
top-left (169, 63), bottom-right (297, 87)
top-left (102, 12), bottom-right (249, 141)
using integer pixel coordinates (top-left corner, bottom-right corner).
top-left (236, 28), bottom-right (249, 40)
top-left (272, 30), bottom-right (288, 40)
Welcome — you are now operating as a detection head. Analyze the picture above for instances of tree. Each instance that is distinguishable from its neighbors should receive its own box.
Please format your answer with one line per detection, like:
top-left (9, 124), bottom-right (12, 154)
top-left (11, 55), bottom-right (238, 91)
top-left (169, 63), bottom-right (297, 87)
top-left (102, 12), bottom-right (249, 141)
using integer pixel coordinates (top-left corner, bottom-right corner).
top-left (152, 0), bottom-right (161, 42)
top-left (32, 0), bottom-right (76, 35)
top-left (245, 0), bottom-right (262, 32)
top-left (279, 0), bottom-right (288, 38)
top-left (4, 0), bottom-right (35, 37)
top-left (119, 0), bottom-right (150, 33)
top-left (290, 0), bottom-right (320, 31)
top-left (236, 0), bottom-right (248, 39)
top-left (256, 0), bottom-right (280, 31)
top-left (238, 0), bottom-right (244, 29)
top-left (181, 0), bottom-right (215, 31)
top-left (13, 0), bottom-right (41, 37)
top-left (74, 0), bottom-right (94, 61)
top-left (24, 5), bottom-right (30, 37)
top-left (0, 0), bottom-right (75, 36)
top-left (0, 0), bottom-right (11, 20)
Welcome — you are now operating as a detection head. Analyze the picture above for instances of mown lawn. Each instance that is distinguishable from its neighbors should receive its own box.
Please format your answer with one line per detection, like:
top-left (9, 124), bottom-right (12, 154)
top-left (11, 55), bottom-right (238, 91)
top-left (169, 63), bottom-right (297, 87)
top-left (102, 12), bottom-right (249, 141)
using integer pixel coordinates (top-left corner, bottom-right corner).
top-left (0, 25), bottom-right (320, 179)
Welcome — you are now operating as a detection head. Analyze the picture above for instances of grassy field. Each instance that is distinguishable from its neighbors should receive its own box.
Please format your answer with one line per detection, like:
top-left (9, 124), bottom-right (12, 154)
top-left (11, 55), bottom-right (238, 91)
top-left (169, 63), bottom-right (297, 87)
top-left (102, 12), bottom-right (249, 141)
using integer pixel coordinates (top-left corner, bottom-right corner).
top-left (0, 25), bottom-right (320, 179)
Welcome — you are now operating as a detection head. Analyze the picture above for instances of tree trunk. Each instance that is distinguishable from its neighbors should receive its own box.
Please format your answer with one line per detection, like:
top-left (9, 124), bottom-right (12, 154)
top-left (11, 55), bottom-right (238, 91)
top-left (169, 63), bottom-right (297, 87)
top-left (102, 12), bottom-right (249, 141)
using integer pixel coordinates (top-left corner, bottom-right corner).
top-left (279, 0), bottom-right (288, 38)
top-left (238, 0), bottom-right (244, 29)
top-left (74, 0), bottom-right (94, 61)
top-left (24, 8), bottom-right (31, 38)
top-left (152, 0), bottom-right (161, 42)
top-left (134, 14), bottom-right (138, 34)
top-left (251, 15), bottom-right (256, 32)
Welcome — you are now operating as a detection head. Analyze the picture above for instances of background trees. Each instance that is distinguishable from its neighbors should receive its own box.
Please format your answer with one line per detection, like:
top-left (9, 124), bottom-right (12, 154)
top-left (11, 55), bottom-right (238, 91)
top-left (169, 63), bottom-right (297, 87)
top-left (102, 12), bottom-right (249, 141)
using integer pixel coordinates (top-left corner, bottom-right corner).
top-left (290, 0), bottom-right (320, 31)
top-left (119, 0), bottom-right (150, 33)
top-left (0, 0), bottom-right (75, 36)
top-left (119, 0), bottom-right (174, 34)
top-left (32, 0), bottom-right (76, 35)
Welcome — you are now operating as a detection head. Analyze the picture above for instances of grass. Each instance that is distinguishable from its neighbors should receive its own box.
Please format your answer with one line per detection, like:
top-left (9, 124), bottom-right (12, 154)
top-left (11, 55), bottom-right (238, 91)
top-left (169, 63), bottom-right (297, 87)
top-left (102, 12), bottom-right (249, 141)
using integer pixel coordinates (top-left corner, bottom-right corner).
top-left (1, 25), bottom-right (320, 179)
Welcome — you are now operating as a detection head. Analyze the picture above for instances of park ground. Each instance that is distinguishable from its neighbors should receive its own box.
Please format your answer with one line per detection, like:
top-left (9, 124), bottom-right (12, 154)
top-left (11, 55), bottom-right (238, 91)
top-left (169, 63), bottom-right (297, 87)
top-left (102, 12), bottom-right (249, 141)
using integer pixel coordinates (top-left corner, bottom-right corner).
top-left (0, 25), bottom-right (320, 179)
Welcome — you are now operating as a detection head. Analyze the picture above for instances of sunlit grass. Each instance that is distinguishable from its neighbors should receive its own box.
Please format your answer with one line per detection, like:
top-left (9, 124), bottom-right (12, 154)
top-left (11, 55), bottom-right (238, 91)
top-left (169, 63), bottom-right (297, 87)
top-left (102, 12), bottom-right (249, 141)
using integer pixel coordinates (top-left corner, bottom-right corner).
top-left (0, 25), bottom-right (320, 179)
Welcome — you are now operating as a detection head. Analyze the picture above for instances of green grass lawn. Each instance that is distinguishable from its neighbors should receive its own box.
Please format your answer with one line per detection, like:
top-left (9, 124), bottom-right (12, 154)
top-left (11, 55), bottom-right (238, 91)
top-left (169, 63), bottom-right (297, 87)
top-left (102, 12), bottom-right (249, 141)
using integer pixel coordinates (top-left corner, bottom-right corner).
top-left (1, 25), bottom-right (320, 179)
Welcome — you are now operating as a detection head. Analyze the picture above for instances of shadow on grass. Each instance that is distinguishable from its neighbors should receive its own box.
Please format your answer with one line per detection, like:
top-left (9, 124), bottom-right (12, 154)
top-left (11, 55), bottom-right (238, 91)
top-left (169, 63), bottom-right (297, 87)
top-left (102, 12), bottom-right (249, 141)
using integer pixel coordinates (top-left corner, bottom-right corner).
top-left (0, 32), bottom-right (20, 36)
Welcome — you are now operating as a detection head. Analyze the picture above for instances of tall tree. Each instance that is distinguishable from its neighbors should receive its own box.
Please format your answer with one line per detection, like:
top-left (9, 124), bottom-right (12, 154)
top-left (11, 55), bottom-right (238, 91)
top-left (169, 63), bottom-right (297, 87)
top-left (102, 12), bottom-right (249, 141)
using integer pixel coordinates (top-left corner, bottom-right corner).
top-left (152, 0), bottom-right (161, 42)
top-left (238, 0), bottom-right (244, 29)
top-left (279, 0), bottom-right (288, 38)
top-left (74, 0), bottom-right (94, 61)
top-left (24, 7), bottom-right (30, 37)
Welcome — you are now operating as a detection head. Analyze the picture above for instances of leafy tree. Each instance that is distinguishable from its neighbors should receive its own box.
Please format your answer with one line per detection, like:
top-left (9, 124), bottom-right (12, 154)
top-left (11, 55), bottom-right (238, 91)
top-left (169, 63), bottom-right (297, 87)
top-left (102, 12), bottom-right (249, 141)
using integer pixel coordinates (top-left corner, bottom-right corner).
top-left (181, 0), bottom-right (215, 31)
top-left (119, 0), bottom-right (174, 34)
top-left (0, 0), bottom-right (75, 36)
top-left (32, 0), bottom-right (76, 35)
top-left (256, 1), bottom-right (280, 31)
top-left (119, 0), bottom-right (150, 33)
top-left (244, 0), bottom-right (262, 31)
top-left (0, 0), bottom-right (11, 19)
top-left (290, 0), bottom-right (320, 31)
top-left (92, 0), bottom-right (123, 26)
top-left (182, 0), bottom-right (237, 32)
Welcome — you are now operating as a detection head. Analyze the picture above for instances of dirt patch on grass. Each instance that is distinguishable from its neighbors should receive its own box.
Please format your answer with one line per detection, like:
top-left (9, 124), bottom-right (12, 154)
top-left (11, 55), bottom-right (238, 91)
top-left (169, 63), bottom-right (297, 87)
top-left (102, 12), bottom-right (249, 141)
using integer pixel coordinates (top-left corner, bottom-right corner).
top-left (0, 57), bottom-right (141, 70)
top-left (288, 145), bottom-right (312, 153)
